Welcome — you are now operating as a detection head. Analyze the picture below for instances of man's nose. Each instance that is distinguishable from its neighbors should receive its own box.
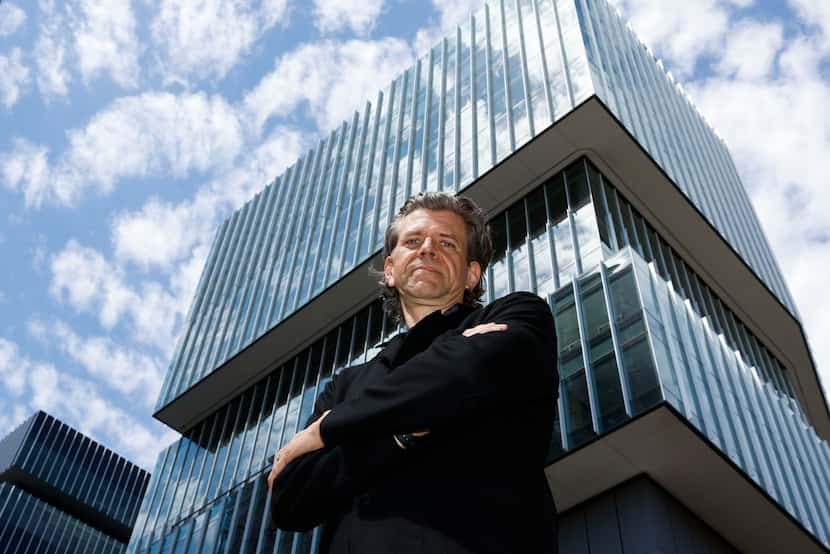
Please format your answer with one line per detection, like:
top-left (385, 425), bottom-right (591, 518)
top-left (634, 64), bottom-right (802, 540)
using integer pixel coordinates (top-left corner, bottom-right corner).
top-left (419, 236), bottom-right (437, 257)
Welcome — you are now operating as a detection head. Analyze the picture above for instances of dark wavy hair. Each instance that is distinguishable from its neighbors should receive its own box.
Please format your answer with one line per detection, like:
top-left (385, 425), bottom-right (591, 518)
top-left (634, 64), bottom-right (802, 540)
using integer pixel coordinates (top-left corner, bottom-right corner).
top-left (377, 192), bottom-right (493, 323)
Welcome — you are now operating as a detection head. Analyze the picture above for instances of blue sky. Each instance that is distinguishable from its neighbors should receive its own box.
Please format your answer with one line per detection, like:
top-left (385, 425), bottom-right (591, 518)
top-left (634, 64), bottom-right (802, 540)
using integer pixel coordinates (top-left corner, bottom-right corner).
top-left (1, 0), bottom-right (829, 469)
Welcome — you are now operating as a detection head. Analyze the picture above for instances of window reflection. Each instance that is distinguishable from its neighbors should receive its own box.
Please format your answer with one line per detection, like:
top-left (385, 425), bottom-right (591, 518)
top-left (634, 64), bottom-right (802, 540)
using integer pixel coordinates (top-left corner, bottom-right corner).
top-left (458, 21), bottom-right (474, 186)
top-left (554, 286), bottom-right (596, 448)
top-left (527, 188), bottom-right (554, 295)
top-left (489, 213), bottom-right (509, 299)
top-left (595, 158), bottom-right (794, 402)
top-left (508, 203), bottom-right (530, 292)
top-left (608, 269), bottom-right (661, 414)
top-left (474, 12), bottom-right (491, 174)
top-left (198, 500), bottom-right (224, 554)
top-left (579, 274), bottom-right (626, 430)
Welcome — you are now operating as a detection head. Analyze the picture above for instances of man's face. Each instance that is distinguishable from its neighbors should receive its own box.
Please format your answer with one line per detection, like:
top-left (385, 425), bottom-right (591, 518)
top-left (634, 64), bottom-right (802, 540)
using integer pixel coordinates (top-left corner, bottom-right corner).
top-left (384, 209), bottom-right (481, 309)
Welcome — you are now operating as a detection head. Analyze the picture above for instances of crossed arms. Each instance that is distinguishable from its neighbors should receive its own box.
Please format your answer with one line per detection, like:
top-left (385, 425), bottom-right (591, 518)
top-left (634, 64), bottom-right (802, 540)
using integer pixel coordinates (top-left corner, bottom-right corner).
top-left (268, 292), bottom-right (556, 530)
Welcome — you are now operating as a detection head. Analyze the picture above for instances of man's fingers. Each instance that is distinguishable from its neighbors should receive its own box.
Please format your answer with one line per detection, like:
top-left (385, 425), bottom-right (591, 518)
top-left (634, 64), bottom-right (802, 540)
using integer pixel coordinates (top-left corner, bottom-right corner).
top-left (462, 322), bottom-right (508, 337)
top-left (268, 416), bottom-right (330, 494)
top-left (268, 450), bottom-right (288, 492)
top-left (268, 458), bottom-right (278, 492)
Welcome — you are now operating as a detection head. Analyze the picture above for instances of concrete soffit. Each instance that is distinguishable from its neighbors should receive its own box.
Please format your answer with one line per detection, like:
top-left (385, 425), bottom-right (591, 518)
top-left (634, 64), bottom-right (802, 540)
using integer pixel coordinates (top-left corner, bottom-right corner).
top-left (154, 96), bottom-right (830, 444)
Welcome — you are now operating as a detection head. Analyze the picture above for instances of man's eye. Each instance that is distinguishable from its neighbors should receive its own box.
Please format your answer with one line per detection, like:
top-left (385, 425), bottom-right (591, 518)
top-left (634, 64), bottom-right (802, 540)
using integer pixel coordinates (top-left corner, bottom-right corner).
top-left (440, 240), bottom-right (456, 249)
top-left (405, 238), bottom-right (421, 246)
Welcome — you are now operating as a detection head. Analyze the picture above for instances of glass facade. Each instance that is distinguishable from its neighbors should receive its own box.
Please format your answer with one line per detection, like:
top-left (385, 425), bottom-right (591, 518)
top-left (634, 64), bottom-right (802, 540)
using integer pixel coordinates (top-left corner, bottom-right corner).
top-left (129, 159), bottom-right (830, 553)
top-left (157, 0), bottom-right (797, 410)
top-left (0, 411), bottom-right (151, 553)
top-left (572, 0), bottom-right (797, 315)
top-left (134, 0), bottom-right (827, 552)
top-left (629, 246), bottom-right (830, 545)
top-left (0, 483), bottom-right (124, 554)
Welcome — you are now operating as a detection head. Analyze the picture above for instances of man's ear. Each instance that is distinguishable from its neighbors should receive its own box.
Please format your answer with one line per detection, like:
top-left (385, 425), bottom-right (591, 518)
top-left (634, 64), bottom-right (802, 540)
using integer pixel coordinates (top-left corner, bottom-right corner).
top-left (383, 256), bottom-right (395, 288)
top-left (465, 261), bottom-right (481, 291)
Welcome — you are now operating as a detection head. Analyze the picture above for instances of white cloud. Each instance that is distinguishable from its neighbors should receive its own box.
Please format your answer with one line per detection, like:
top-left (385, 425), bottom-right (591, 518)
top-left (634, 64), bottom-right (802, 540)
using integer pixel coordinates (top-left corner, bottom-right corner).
top-left (689, 73), bottom-right (830, 396)
top-left (34, 33), bottom-right (71, 98)
top-left (44, 126), bottom-right (303, 358)
top-left (25, 318), bottom-right (164, 405)
top-left (430, 0), bottom-right (484, 29)
top-left (245, 38), bottom-right (414, 133)
top-left (0, 48), bottom-right (31, 109)
top-left (49, 240), bottom-right (182, 352)
top-left (112, 197), bottom-right (197, 271)
top-left (130, 281), bottom-right (185, 353)
top-left (313, 0), bottom-right (385, 35)
top-left (0, 336), bottom-right (175, 468)
top-left (25, 318), bottom-right (48, 342)
top-left (64, 92), bottom-right (244, 189)
top-left (50, 321), bottom-right (164, 405)
top-left (29, 362), bottom-right (61, 412)
top-left (150, 0), bottom-right (289, 84)
top-left (0, 2), bottom-right (27, 37)
top-left (715, 20), bottom-right (784, 80)
top-left (609, 0), bottom-right (739, 77)
top-left (0, 405), bottom-right (29, 440)
top-left (788, 0), bottom-right (830, 50)
top-left (34, 0), bottom-right (71, 99)
top-left (49, 239), bottom-right (136, 327)
top-left (32, 0), bottom-right (141, 95)
top-left (413, 0), bottom-right (484, 54)
top-left (111, 126), bottom-right (305, 272)
top-left (1, 92), bottom-right (244, 208)
top-left (615, 0), bottom-right (830, 399)
top-left (0, 139), bottom-right (50, 205)
top-left (6, 34), bottom-right (411, 210)
top-left (0, 338), bottom-right (26, 396)
top-left (72, 0), bottom-right (141, 87)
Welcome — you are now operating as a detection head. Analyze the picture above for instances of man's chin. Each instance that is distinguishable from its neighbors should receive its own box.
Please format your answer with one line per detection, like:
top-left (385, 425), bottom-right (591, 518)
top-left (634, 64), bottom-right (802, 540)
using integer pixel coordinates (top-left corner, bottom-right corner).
top-left (402, 283), bottom-right (448, 300)
top-left (406, 274), bottom-right (443, 288)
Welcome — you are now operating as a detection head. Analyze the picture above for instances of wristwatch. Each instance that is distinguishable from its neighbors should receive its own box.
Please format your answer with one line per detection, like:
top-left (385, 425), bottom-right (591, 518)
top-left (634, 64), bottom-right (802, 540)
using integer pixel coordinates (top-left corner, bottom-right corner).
top-left (393, 433), bottom-right (420, 450)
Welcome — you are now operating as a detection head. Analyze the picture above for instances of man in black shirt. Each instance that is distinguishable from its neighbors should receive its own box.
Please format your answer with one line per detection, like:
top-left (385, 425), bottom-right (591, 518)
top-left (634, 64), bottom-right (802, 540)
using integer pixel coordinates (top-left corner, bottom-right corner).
top-left (269, 192), bottom-right (558, 553)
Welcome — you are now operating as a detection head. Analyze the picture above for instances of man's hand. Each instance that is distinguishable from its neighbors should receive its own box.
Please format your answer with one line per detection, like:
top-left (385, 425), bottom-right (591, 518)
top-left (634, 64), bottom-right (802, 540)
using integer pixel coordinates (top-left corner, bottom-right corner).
top-left (268, 410), bottom-right (330, 493)
top-left (462, 322), bottom-right (507, 337)
top-left (391, 323), bottom-right (507, 449)
top-left (268, 323), bottom-right (508, 489)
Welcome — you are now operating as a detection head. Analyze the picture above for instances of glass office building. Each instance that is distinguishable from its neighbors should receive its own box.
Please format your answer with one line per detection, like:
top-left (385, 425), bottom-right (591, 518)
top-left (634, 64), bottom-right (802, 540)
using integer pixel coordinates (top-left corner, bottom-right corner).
top-left (129, 0), bottom-right (830, 552)
top-left (0, 411), bottom-right (151, 553)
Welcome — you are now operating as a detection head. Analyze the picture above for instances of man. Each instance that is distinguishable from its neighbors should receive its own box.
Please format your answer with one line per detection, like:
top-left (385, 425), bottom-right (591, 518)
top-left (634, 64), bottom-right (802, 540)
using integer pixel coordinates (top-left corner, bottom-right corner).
top-left (269, 192), bottom-right (559, 553)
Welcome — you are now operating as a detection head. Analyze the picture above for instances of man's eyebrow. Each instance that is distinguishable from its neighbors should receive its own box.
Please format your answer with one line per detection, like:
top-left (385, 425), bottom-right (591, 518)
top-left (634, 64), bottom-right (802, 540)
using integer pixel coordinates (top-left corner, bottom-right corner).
top-left (399, 229), bottom-right (460, 240)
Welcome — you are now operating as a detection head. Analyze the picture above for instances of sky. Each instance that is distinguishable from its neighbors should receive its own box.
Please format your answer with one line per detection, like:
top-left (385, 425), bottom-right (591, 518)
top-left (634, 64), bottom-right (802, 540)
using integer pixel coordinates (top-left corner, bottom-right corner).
top-left (0, 0), bottom-right (828, 470)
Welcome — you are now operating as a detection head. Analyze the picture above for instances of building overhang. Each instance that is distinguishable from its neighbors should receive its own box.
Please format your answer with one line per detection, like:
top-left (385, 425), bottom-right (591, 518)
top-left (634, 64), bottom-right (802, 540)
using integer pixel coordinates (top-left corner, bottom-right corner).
top-left (155, 96), bottom-right (829, 442)
top-left (0, 467), bottom-right (132, 543)
top-left (547, 403), bottom-right (828, 553)
top-left (567, 99), bottom-right (830, 441)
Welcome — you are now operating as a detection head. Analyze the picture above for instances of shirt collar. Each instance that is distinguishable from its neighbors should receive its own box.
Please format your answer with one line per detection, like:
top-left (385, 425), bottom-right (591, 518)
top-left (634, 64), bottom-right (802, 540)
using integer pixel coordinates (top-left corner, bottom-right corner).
top-left (382, 303), bottom-right (476, 367)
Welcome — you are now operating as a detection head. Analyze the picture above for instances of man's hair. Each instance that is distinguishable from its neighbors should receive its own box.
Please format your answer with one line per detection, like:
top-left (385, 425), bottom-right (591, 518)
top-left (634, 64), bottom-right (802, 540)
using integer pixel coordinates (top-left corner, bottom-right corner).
top-left (378, 192), bottom-right (493, 323)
